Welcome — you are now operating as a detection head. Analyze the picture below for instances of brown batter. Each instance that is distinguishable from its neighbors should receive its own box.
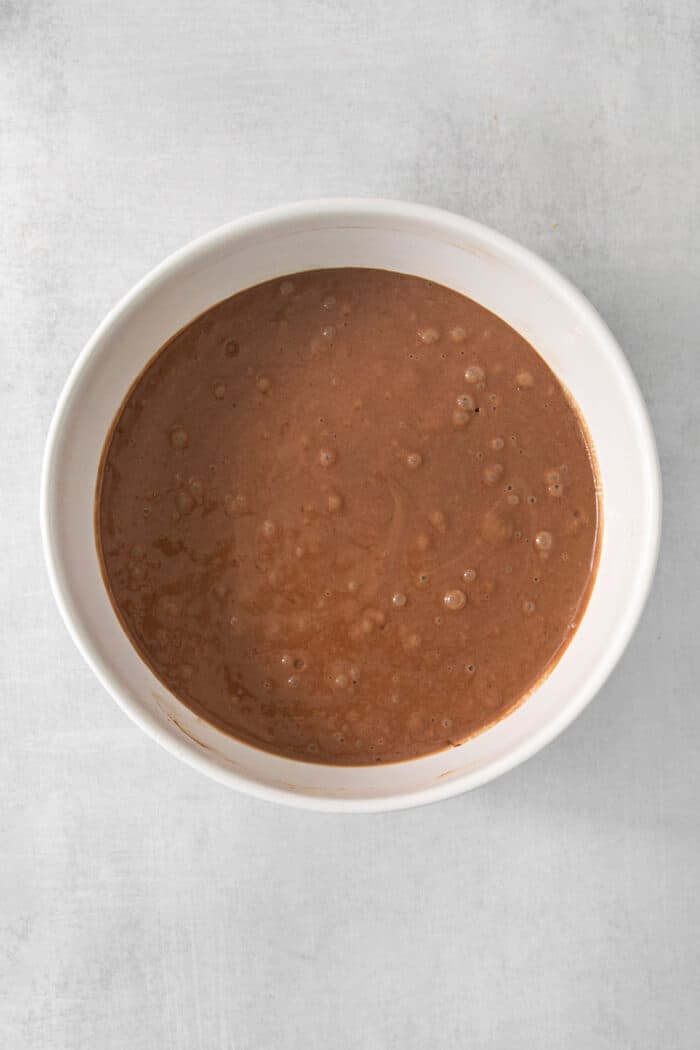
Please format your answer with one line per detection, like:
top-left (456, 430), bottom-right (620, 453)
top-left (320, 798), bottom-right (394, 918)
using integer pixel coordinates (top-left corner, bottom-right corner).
top-left (96, 268), bottom-right (599, 764)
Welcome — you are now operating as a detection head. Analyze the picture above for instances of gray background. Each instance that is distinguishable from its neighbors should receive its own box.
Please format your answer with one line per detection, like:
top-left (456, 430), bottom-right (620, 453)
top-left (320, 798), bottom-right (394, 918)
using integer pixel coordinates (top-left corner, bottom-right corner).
top-left (2, 1), bottom-right (698, 1047)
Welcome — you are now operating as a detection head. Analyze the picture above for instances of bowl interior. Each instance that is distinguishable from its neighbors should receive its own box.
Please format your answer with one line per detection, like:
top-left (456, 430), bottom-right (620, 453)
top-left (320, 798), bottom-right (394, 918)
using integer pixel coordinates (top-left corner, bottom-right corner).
top-left (42, 202), bottom-right (659, 810)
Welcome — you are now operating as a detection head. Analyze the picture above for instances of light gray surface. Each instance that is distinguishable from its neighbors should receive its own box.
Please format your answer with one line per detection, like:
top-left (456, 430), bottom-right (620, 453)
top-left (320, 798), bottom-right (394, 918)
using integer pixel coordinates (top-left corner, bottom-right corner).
top-left (2, 1), bottom-right (698, 1046)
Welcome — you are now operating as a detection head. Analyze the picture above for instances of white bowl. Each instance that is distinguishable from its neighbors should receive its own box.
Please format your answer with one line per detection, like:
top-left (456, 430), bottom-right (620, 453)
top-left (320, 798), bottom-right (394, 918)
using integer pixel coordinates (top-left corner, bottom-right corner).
top-left (41, 199), bottom-right (661, 812)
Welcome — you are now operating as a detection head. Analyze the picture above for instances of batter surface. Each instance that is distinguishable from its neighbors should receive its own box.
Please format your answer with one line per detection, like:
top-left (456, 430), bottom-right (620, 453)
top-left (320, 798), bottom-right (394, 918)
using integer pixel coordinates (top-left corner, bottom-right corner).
top-left (97, 268), bottom-right (599, 764)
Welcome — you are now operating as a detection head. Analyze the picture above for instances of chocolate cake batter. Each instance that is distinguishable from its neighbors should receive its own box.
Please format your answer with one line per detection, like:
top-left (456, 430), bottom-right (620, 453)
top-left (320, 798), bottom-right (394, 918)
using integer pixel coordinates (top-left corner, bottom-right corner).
top-left (96, 269), bottom-right (599, 764)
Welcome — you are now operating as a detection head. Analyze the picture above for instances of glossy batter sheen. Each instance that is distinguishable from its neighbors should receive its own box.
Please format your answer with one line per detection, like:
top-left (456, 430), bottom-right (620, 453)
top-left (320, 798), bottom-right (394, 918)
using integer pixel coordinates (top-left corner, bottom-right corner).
top-left (97, 268), bottom-right (599, 764)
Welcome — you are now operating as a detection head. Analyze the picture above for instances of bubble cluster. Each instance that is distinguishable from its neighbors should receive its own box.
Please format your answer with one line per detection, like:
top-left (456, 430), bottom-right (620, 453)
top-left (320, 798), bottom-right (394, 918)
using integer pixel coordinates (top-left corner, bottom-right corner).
top-left (456, 394), bottom-right (475, 411)
top-left (535, 530), bottom-right (553, 551)
top-left (321, 325), bottom-right (336, 339)
top-left (406, 452), bottom-right (423, 469)
top-left (443, 589), bottom-right (466, 611)
top-left (449, 326), bottom-right (467, 343)
top-left (417, 327), bottom-right (440, 344)
top-left (465, 365), bottom-right (485, 384)
top-left (462, 568), bottom-right (477, 583)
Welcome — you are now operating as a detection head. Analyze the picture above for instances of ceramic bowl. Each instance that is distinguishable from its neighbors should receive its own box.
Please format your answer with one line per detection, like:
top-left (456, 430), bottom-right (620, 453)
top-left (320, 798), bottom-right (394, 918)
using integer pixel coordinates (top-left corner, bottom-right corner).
top-left (41, 199), bottom-right (661, 811)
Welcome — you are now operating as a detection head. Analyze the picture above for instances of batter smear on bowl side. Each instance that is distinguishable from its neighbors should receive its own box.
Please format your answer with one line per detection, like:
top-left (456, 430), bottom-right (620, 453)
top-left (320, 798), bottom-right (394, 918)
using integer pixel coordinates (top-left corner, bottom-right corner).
top-left (96, 268), bottom-right (599, 764)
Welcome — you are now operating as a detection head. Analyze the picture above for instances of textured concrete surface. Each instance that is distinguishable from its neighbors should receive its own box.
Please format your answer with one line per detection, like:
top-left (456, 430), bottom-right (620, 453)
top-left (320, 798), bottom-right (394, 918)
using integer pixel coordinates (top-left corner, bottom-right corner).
top-left (2, 1), bottom-right (699, 1047)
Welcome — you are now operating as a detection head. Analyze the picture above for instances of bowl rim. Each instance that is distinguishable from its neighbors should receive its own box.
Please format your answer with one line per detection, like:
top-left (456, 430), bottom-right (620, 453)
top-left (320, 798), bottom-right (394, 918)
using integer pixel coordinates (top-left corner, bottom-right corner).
top-left (40, 197), bottom-right (662, 812)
